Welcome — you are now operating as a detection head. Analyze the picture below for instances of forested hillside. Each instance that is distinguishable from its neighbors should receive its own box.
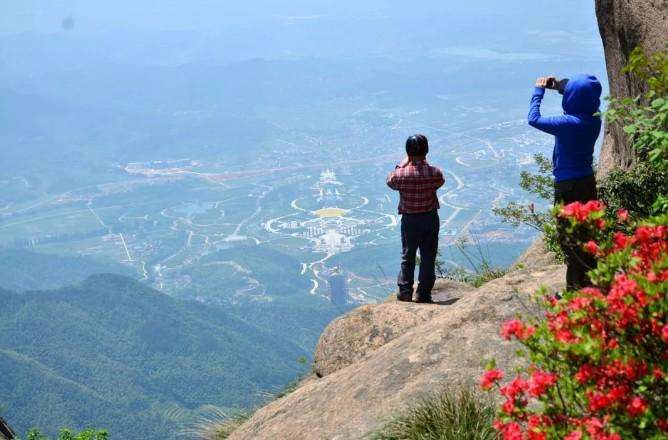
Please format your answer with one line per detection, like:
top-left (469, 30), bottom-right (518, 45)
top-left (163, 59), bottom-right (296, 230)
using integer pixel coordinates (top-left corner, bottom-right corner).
top-left (0, 249), bottom-right (133, 292)
top-left (0, 274), bottom-right (308, 439)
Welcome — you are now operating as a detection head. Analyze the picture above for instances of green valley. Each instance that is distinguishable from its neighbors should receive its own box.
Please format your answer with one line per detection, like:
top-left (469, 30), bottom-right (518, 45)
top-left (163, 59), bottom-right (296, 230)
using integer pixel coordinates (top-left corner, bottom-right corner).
top-left (0, 274), bottom-right (309, 439)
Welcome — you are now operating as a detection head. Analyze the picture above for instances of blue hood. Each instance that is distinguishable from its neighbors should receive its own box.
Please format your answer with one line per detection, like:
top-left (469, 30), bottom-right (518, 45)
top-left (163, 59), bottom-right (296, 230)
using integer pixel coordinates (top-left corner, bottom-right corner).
top-left (561, 74), bottom-right (602, 116)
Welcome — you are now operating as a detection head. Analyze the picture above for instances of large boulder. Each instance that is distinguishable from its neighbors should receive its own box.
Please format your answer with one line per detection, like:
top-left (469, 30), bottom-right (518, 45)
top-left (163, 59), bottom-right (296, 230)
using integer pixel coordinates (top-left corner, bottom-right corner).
top-left (228, 265), bottom-right (565, 440)
top-left (595, 0), bottom-right (668, 175)
top-left (313, 279), bottom-right (472, 378)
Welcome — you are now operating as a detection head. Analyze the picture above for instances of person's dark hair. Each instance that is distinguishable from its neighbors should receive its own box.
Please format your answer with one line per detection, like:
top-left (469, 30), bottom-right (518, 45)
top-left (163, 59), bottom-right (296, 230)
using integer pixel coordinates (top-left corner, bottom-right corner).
top-left (405, 134), bottom-right (429, 156)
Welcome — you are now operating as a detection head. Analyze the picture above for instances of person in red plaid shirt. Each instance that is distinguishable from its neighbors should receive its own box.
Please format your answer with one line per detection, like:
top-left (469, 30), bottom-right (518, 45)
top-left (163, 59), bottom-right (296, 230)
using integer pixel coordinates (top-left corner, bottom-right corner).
top-left (387, 134), bottom-right (445, 303)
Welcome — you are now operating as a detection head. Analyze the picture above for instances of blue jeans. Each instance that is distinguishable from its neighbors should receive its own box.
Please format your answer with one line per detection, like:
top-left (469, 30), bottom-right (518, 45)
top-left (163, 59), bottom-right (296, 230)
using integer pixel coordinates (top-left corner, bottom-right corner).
top-left (398, 210), bottom-right (439, 300)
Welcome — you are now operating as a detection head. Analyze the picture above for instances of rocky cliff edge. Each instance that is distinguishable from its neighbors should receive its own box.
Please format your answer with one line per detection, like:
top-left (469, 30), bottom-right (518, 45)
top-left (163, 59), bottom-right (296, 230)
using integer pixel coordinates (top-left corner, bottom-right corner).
top-left (228, 244), bottom-right (563, 440)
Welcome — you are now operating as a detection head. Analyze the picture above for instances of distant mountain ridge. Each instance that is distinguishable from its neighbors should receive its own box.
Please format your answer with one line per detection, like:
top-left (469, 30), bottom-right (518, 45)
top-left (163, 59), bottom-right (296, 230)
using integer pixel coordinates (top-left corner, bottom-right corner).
top-left (0, 273), bottom-right (308, 439)
top-left (0, 248), bottom-right (133, 292)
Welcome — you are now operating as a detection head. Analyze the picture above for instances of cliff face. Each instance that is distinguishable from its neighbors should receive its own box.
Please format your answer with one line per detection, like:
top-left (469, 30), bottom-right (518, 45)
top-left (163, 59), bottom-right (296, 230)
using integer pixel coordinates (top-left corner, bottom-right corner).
top-left (228, 246), bottom-right (563, 440)
top-left (595, 0), bottom-right (668, 175)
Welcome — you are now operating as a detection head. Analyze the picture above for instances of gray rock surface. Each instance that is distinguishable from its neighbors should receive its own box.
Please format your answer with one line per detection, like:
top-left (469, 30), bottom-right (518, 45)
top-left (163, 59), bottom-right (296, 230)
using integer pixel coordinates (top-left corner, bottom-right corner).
top-left (514, 238), bottom-right (559, 270)
top-left (228, 265), bottom-right (565, 440)
top-left (313, 279), bottom-right (472, 378)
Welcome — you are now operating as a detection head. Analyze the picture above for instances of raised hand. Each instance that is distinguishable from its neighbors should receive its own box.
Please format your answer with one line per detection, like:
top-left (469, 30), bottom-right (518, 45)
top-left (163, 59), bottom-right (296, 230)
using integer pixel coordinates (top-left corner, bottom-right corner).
top-left (536, 76), bottom-right (557, 89)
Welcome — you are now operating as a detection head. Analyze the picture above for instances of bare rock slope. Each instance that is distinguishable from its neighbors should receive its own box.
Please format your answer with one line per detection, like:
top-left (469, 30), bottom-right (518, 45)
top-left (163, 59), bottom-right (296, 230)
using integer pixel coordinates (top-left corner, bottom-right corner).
top-left (229, 259), bottom-right (565, 440)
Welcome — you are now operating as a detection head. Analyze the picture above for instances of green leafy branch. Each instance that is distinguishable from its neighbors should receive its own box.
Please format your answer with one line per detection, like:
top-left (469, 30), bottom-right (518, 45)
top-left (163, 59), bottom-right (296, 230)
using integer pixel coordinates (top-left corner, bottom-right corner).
top-left (492, 153), bottom-right (564, 261)
top-left (606, 47), bottom-right (668, 169)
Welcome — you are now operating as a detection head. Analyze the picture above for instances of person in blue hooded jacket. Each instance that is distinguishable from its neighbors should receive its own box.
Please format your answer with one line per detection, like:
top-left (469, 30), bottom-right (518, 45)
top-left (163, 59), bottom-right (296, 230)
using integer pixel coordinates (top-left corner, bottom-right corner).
top-left (528, 73), bottom-right (602, 290)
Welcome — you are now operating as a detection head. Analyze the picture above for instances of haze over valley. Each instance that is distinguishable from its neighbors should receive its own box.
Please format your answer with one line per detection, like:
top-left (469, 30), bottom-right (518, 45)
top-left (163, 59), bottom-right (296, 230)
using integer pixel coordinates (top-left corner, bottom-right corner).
top-left (0, 1), bottom-right (607, 437)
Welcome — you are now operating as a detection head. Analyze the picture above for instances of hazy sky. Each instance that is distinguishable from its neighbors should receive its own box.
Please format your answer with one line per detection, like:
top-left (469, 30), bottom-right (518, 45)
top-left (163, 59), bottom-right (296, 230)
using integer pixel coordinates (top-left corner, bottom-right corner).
top-left (1, 1), bottom-right (598, 35)
top-left (1, 0), bottom-right (604, 73)
top-left (1, 0), bottom-right (607, 195)
top-left (4, 1), bottom-right (408, 34)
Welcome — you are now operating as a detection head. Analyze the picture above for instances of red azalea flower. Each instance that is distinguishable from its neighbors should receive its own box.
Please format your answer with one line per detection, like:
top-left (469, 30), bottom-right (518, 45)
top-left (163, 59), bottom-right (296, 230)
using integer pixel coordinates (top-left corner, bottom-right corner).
top-left (612, 232), bottom-right (630, 250)
top-left (494, 420), bottom-right (523, 440)
top-left (480, 368), bottom-right (504, 390)
top-left (501, 319), bottom-right (534, 341)
top-left (653, 368), bottom-right (664, 380)
top-left (569, 296), bottom-right (592, 312)
top-left (584, 416), bottom-right (605, 437)
top-left (595, 218), bottom-right (606, 230)
top-left (607, 385), bottom-right (630, 404)
top-left (599, 434), bottom-right (621, 440)
top-left (486, 207), bottom-right (666, 438)
top-left (501, 319), bottom-right (523, 340)
top-left (580, 286), bottom-right (604, 297)
top-left (564, 430), bottom-right (583, 440)
top-left (528, 370), bottom-right (557, 397)
top-left (588, 391), bottom-right (612, 411)
top-left (527, 414), bottom-right (551, 440)
top-left (606, 338), bottom-right (619, 349)
top-left (585, 240), bottom-right (600, 255)
top-left (500, 376), bottom-right (528, 400)
top-left (524, 325), bottom-right (536, 339)
top-left (554, 328), bottom-right (577, 343)
top-left (528, 430), bottom-right (546, 440)
top-left (502, 398), bottom-right (516, 414)
top-left (657, 419), bottom-right (668, 432)
top-left (584, 200), bottom-right (604, 212)
top-left (575, 364), bottom-right (595, 384)
top-left (559, 200), bottom-right (606, 223)
top-left (627, 396), bottom-right (648, 417)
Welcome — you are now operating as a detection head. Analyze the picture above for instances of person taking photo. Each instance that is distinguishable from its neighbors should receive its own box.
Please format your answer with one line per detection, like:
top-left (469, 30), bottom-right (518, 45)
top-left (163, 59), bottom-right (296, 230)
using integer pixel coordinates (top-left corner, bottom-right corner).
top-left (387, 134), bottom-right (445, 303)
top-left (529, 73), bottom-right (603, 290)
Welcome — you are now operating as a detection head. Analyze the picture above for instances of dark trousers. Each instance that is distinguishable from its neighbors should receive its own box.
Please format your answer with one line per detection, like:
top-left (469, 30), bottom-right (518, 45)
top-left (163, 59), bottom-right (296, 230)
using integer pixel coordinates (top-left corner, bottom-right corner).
top-left (554, 174), bottom-right (597, 291)
top-left (398, 210), bottom-right (440, 300)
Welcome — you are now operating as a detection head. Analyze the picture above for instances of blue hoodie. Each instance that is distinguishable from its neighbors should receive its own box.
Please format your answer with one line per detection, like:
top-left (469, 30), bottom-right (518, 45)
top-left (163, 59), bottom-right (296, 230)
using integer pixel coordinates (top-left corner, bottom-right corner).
top-left (528, 74), bottom-right (602, 182)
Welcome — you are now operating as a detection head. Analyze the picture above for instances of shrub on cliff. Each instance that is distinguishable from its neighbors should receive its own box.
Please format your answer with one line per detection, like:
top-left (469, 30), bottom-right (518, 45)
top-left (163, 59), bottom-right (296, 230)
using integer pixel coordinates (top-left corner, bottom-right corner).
top-left (493, 153), bottom-right (564, 261)
top-left (370, 387), bottom-right (497, 440)
top-left (438, 236), bottom-right (508, 287)
top-left (184, 408), bottom-right (250, 440)
top-left (602, 48), bottom-right (668, 216)
top-left (606, 48), bottom-right (668, 171)
top-left (23, 428), bottom-right (107, 440)
top-left (598, 162), bottom-right (668, 218)
top-left (482, 201), bottom-right (667, 439)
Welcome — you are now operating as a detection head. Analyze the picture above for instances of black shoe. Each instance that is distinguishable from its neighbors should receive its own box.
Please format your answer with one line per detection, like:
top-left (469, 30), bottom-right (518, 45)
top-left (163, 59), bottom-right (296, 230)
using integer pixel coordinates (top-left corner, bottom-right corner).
top-left (414, 297), bottom-right (433, 304)
top-left (397, 294), bottom-right (413, 302)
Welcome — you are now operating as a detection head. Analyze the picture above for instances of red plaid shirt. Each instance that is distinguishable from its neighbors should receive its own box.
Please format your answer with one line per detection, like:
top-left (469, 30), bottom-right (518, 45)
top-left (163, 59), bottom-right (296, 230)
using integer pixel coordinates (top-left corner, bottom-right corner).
top-left (387, 160), bottom-right (445, 214)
